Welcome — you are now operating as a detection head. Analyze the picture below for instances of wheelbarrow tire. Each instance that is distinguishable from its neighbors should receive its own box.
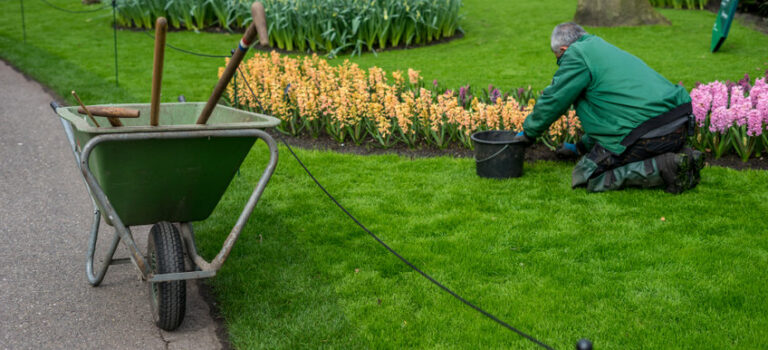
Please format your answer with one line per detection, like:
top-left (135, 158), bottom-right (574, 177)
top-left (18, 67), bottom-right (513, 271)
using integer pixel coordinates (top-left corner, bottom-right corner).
top-left (147, 221), bottom-right (186, 331)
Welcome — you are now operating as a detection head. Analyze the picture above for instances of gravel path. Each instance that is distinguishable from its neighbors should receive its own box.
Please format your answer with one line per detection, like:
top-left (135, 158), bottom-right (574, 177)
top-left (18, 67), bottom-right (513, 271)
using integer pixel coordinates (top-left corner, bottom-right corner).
top-left (0, 60), bottom-right (225, 350)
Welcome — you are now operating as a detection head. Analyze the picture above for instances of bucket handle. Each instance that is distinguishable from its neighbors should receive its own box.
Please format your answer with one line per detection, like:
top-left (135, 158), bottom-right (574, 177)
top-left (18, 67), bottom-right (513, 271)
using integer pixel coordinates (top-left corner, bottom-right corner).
top-left (475, 144), bottom-right (509, 163)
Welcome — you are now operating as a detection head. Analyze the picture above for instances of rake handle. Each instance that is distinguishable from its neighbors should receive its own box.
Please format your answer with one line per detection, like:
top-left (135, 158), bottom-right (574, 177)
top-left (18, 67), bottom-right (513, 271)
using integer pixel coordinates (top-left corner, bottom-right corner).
top-left (196, 2), bottom-right (265, 125)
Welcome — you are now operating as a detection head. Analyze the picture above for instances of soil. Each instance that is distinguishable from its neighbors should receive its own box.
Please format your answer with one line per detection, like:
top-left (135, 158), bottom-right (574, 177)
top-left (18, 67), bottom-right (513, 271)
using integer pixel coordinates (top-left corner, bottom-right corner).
top-left (267, 129), bottom-right (768, 170)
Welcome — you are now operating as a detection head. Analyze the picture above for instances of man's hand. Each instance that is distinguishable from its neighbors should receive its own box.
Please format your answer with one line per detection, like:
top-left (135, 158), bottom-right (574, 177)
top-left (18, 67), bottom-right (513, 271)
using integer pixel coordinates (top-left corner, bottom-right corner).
top-left (512, 131), bottom-right (535, 147)
top-left (556, 142), bottom-right (581, 160)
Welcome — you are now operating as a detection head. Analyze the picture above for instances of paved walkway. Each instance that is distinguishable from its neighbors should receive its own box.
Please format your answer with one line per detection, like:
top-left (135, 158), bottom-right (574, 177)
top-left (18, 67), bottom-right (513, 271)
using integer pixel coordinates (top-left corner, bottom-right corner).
top-left (0, 60), bottom-right (224, 350)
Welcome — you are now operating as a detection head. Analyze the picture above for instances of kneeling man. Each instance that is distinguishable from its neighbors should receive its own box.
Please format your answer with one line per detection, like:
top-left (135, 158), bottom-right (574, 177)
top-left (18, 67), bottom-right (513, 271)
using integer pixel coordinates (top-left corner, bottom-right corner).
top-left (515, 22), bottom-right (703, 193)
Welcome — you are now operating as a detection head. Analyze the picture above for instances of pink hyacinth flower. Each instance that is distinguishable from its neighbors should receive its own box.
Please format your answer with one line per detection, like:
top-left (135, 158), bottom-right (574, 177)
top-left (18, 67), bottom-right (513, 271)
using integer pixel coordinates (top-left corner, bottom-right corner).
top-left (690, 84), bottom-right (712, 127)
top-left (710, 81), bottom-right (729, 111)
top-left (709, 106), bottom-right (730, 134)
top-left (747, 109), bottom-right (763, 137)
top-left (729, 86), bottom-right (750, 127)
top-left (751, 77), bottom-right (768, 109)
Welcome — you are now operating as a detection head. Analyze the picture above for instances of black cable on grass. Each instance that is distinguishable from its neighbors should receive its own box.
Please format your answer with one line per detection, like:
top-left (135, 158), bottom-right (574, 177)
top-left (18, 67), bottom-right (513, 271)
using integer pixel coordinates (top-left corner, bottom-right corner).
top-left (141, 30), bottom-right (229, 59)
top-left (38, 0), bottom-right (106, 13)
top-left (237, 72), bottom-right (556, 350)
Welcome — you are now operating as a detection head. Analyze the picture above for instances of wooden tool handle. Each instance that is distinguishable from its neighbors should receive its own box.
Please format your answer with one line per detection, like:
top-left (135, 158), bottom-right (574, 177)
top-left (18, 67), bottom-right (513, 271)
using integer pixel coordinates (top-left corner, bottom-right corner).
top-left (253, 2), bottom-right (268, 46)
top-left (196, 3), bottom-right (261, 125)
top-left (71, 91), bottom-right (100, 127)
top-left (77, 106), bottom-right (140, 119)
top-left (151, 17), bottom-right (168, 126)
top-left (106, 117), bottom-right (123, 127)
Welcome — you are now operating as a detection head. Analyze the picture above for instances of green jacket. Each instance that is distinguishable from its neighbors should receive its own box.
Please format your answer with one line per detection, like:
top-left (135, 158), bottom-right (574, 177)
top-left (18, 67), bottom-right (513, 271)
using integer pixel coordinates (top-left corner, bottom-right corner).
top-left (522, 34), bottom-right (691, 155)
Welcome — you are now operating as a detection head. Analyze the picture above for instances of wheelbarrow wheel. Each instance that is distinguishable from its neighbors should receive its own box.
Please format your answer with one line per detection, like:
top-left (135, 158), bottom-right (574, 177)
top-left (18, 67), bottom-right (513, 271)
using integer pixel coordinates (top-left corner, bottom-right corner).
top-left (147, 222), bottom-right (186, 331)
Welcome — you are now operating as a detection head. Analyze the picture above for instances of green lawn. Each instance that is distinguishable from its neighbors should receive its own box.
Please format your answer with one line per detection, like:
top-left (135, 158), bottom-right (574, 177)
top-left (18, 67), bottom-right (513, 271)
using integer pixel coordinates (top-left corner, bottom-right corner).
top-left (197, 143), bottom-right (768, 349)
top-left (2, 0), bottom-right (768, 349)
top-left (1, 0), bottom-right (767, 106)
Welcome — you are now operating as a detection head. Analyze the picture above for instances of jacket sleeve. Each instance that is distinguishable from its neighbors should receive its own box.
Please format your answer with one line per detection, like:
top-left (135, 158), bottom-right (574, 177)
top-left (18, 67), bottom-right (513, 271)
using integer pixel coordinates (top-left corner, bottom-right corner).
top-left (523, 51), bottom-right (591, 138)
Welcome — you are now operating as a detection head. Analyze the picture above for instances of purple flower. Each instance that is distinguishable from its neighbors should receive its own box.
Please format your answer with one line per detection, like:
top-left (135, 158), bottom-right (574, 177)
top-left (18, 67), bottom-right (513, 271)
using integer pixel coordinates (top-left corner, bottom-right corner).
top-left (517, 87), bottom-right (525, 97)
top-left (738, 73), bottom-right (752, 92)
top-left (488, 84), bottom-right (494, 93)
top-left (459, 85), bottom-right (467, 105)
top-left (490, 88), bottom-right (501, 104)
top-left (433, 79), bottom-right (438, 88)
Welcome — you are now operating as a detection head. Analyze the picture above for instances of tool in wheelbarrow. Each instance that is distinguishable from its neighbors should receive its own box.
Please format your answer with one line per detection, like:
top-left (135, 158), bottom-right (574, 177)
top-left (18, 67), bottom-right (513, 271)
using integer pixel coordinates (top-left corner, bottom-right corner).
top-left (51, 1), bottom-right (274, 332)
top-left (73, 91), bottom-right (141, 125)
top-left (150, 17), bottom-right (167, 126)
top-left (197, 2), bottom-right (268, 125)
top-left (71, 91), bottom-right (100, 127)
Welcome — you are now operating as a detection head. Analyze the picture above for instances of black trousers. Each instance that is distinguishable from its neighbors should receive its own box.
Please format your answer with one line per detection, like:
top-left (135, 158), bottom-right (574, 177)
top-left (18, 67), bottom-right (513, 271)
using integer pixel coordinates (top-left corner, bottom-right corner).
top-left (587, 126), bottom-right (687, 179)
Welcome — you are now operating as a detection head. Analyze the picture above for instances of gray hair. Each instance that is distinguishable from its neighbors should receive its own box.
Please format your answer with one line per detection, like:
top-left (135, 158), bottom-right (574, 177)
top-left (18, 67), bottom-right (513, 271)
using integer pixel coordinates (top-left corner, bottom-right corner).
top-left (550, 22), bottom-right (587, 53)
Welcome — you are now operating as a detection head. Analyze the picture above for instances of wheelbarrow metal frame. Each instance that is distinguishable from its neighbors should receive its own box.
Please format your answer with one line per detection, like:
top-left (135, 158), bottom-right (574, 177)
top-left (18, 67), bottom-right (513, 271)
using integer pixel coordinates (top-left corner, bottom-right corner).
top-left (59, 117), bottom-right (278, 285)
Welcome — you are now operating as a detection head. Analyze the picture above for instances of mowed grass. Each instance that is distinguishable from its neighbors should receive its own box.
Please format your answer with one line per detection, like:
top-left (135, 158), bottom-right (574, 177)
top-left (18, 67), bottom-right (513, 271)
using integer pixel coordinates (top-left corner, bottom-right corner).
top-left (2, 1), bottom-right (768, 349)
top-left (0, 0), bottom-right (766, 107)
top-left (194, 142), bottom-right (768, 349)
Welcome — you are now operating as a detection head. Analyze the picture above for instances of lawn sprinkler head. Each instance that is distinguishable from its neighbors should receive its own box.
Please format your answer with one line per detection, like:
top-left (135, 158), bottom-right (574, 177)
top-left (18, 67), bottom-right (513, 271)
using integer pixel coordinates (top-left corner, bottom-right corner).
top-left (576, 339), bottom-right (593, 350)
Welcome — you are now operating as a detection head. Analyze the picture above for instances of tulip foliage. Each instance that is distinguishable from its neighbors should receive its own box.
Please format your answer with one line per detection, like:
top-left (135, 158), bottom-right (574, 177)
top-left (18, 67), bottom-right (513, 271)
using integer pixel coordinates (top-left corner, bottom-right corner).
top-left (115, 0), bottom-right (463, 56)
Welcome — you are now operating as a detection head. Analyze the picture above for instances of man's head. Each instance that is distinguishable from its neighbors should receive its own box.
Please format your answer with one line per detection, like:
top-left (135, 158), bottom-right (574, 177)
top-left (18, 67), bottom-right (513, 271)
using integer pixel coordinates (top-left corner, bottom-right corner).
top-left (551, 22), bottom-right (587, 58)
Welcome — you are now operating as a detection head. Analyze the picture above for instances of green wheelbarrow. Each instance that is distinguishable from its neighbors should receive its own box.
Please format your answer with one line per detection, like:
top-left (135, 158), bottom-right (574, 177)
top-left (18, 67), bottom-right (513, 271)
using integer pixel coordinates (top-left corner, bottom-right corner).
top-left (51, 101), bottom-right (280, 331)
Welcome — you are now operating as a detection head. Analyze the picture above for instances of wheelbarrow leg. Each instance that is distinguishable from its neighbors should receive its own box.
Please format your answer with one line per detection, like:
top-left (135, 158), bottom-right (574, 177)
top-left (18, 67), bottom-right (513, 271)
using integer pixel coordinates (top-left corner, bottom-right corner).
top-left (85, 205), bottom-right (122, 286)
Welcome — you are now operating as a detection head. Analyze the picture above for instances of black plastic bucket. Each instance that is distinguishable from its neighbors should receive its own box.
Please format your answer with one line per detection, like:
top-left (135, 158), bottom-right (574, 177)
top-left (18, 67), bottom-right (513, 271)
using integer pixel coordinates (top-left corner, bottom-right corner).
top-left (470, 130), bottom-right (525, 179)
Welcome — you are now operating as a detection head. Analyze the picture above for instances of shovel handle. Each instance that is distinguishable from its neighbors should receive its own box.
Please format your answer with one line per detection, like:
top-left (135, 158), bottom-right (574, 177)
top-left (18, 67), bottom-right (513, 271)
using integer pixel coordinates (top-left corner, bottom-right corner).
top-left (150, 17), bottom-right (168, 126)
top-left (77, 106), bottom-right (140, 119)
top-left (196, 2), bottom-right (264, 125)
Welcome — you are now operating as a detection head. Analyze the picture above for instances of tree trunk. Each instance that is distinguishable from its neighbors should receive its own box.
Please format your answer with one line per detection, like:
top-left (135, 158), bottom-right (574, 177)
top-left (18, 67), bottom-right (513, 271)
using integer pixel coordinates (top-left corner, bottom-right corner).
top-left (574, 0), bottom-right (671, 27)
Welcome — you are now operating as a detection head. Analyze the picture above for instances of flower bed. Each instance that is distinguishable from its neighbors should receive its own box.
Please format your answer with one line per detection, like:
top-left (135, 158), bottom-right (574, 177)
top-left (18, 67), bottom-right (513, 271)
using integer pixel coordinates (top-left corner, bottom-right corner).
top-left (224, 52), bottom-right (581, 149)
top-left (690, 74), bottom-right (768, 161)
top-left (115, 0), bottom-right (462, 55)
top-left (225, 53), bottom-right (768, 161)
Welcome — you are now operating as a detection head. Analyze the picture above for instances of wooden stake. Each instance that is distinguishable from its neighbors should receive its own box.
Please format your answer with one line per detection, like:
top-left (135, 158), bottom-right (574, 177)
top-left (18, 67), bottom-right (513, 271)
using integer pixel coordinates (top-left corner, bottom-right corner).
top-left (71, 91), bottom-right (100, 127)
top-left (150, 17), bottom-right (168, 126)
